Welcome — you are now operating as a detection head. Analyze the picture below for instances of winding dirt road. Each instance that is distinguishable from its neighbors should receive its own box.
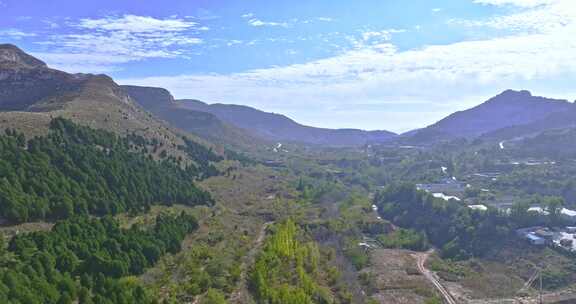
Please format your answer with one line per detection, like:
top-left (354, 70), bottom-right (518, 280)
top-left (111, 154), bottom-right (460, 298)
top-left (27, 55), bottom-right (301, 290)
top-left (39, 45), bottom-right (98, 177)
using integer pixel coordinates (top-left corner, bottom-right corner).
top-left (228, 221), bottom-right (273, 303)
top-left (413, 250), bottom-right (458, 304)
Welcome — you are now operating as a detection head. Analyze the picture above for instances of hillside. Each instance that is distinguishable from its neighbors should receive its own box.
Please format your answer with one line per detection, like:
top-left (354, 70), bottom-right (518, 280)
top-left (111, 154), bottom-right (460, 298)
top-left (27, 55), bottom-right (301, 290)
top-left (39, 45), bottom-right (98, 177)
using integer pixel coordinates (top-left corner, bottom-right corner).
top-left (401, 90), bottom-right (574, 144)
top-left (179, 99), bottom-right (397, 146)
top-left (0, 44), bottom-right (208, 162)
top-left (481, 106), bottom-right (576, 142)
top-left (121, 85), bottom-right (262, 149)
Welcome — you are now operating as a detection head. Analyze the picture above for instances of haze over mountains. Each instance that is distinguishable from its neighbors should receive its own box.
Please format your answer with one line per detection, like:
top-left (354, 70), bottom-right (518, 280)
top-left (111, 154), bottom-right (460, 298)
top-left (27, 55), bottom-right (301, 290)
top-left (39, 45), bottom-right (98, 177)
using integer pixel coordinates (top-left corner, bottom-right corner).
top-left (1, 43), bottom-right (575, 149)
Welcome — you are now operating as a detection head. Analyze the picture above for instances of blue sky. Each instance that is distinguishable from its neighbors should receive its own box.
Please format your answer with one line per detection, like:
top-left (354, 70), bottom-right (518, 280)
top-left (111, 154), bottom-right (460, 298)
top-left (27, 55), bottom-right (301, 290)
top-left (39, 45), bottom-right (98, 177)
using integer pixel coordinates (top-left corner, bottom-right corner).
top-left (1, 0), bottom-right (575, 132)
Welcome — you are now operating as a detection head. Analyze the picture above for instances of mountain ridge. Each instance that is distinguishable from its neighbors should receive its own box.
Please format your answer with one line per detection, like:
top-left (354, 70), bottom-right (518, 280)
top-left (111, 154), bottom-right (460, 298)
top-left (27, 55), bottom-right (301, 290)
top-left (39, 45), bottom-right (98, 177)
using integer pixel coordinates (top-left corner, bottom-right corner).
top-left (121, 85), bottom-right (262, 149)
top-left (178, 99), bottom-right (398, 146)
top-left (399, 89), bottom-right (574, 144)
top-left (0, 44), bottom-right (211, 163)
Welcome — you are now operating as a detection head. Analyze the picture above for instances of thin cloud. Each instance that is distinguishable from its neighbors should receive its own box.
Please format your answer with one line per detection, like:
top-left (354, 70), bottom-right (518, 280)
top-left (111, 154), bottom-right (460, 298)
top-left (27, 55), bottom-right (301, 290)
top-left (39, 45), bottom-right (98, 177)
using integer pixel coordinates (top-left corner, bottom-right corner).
top-left (34, 15), bottom-right (205, 73)
top-left (0, 29), bottom-right (37, 39)
top-left (317, 17), bottom-right (334, 22)
top-left (248, 18), bottom-right (289, 28)
top-left (473, 0), bottom-right (554, 7)
top-left (77, 15), bottom-right (197, 33)
top-left (452, 0), bottom-right (573, 33)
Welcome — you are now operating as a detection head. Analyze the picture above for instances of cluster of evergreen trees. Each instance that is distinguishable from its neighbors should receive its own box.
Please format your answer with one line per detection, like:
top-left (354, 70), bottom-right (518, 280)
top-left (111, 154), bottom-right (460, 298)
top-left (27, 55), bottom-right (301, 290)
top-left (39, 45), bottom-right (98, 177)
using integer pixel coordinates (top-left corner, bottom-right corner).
top-left (0, 118), bottom-right (216, 223)
top-left (375, 184), bottom-right (513, 259)
top-left (375, 184), bottom-right (570, 259)
top-left (177, 136), bottom-right (222, 178)
top-left (0, 213), bottom-right (198, 303)
top-left (249, 220), bottom-right (331, 304)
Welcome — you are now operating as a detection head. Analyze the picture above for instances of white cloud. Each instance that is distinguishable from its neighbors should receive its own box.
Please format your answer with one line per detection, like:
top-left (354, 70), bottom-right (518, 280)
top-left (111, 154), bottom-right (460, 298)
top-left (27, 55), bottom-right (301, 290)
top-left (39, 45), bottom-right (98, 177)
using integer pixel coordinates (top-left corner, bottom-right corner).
top-left (119, 1), bottom-right (576, 132)
top-left (34, 15), bottom-right (204, 73)
top-left (248, 18), bottom-right (289, 28)
top-left (359, 29), bottom-right (404, 44)
top-left (432, 8), bottom-right (443, 13)
top-left (317, 17), bottom-right (334, 22)
top-left (455, 0), bottom-right (573, 33)
top-left (226, 40), bottom-right (243, 47)
top-left (77, 15), bottom-right (197, 33)
top-left (473, 0), bottom-right (554, 7)
top-left (244, 15), bottom-right (333, 27)
top-left (361, 31), bottom-right (392, 41)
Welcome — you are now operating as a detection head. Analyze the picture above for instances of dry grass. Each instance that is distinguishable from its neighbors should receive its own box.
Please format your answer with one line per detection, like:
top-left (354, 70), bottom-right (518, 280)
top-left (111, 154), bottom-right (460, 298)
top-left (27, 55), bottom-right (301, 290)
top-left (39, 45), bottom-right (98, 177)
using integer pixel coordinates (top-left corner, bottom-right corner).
top-left (0, 111), bottom-right (52, 137)
top-left (367, 248), bottom-right (436, 304)
top-left (428, 240), bottom-right (576, 302)
top-left (135, 164), bottom-right (293, 303)
top-left (0, 221), bottom-right (54, 240)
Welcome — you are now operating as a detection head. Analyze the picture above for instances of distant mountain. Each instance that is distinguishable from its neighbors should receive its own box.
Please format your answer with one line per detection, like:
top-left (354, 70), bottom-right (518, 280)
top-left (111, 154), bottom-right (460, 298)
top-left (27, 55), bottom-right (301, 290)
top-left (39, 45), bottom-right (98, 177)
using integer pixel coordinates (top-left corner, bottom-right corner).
top-left (481, 105), bottom-right (576, 142)
top-left (0, 44), bottom-right (207, 160)
top-left (121, 85), bottom-right (261, 148)
top-left (402, 90), bottom-right (574, 144)
top-left (179, 100), bottom-right (397, 146)
top-left (511, 127), bottom-right (576, 158)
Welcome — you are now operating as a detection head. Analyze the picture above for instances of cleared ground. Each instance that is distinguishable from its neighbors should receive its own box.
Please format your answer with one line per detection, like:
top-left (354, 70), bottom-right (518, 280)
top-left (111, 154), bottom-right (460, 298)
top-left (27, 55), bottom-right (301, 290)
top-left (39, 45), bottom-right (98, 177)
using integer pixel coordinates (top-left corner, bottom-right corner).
top-left (365, 248), bottom-right (439, 304)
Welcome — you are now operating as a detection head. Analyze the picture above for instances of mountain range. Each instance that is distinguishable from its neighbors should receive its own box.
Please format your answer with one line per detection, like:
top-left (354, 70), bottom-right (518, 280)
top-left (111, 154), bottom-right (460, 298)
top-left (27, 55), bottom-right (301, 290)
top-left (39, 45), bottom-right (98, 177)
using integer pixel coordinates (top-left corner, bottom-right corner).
top-left (1, 43), bottom-right (575, 151)
top-left (144, 94), bottom-right (397, 146)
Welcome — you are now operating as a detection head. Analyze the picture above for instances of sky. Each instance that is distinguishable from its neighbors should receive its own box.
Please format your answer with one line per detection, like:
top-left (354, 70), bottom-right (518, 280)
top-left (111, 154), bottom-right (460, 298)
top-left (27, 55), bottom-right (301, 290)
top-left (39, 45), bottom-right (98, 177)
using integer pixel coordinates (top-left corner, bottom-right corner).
top-left (1, 0), bottom-right (575, 133)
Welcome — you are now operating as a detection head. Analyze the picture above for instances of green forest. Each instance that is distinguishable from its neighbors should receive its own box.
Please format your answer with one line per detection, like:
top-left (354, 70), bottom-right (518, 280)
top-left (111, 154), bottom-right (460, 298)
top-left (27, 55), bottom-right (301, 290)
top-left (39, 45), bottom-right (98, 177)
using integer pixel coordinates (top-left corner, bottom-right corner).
top-left (0, 213), bottom-right (198, 303)
top-left (0, 118), bottom-right (217, 223)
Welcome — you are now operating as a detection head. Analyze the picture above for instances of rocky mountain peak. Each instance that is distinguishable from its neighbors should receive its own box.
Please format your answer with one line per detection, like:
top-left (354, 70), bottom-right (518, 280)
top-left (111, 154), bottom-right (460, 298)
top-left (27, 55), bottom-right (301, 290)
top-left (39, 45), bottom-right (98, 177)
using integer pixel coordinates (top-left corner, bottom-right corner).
top-left (487, 89), bottom-right (533, 103)
top-left (0, 44), bottom-right (47, 69)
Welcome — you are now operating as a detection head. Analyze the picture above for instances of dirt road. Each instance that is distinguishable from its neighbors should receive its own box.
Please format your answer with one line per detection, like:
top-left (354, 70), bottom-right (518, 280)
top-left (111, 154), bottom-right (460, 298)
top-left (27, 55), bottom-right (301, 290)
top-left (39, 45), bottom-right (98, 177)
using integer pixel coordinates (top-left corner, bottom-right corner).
top-left (413, 250), bottom-right (458, 304)
top-left (229, 221), bottom-right (273, 303)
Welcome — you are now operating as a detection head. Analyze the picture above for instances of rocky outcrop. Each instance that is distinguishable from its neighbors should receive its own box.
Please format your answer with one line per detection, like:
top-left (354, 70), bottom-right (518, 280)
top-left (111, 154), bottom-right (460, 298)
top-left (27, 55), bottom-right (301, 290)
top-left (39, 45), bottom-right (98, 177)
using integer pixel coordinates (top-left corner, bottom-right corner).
top-left (0, 44), bottom-right (47, 69)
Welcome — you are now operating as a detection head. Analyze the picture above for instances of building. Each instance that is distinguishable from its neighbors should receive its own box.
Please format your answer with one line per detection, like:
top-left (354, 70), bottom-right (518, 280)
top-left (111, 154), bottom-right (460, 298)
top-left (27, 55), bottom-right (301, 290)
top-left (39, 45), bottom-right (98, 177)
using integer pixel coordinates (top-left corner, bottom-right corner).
top-left (528, 206), bottom-right (576, 220)
top-left (525, 233), bottom-right (546, 245)
top-left (468, 204), bottom-right (488, 211)
top-left (416, 178), bottom-right (466, 196)
top-left (517, 227), bottom-right (549, 246)
top-left (534, 228), bottom-right (555, 240)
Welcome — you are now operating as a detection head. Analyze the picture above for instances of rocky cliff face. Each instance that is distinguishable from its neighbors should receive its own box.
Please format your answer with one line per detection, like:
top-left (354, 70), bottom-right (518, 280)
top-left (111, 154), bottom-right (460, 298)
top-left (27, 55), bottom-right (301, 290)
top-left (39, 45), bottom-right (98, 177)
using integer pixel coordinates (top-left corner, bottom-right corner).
top-left (0, 44), bottom-right (47, 69)
top-left (0, 44), bottom-right (81, 111)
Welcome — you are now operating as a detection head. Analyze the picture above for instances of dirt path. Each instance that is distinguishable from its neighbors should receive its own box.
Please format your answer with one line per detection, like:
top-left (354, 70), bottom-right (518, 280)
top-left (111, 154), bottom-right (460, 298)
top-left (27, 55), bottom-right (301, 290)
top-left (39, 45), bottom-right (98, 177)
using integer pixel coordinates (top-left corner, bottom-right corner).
top-left (413, 250), bottom-right (458, 304)
top-left (229, 221), bottom-right (273, 303)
